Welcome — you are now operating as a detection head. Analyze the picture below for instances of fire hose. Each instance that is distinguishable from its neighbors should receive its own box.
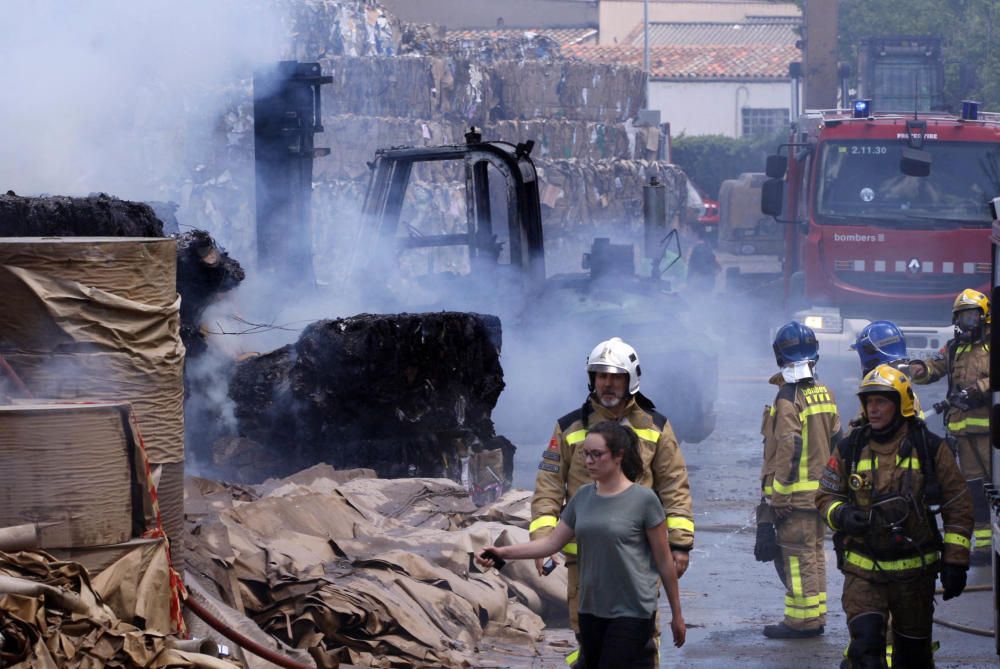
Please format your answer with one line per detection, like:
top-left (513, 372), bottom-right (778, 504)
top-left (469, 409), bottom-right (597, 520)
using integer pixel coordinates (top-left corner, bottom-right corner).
top-left (183, 595), bottom-right (315, 669)
top-left (0, 354), bottom-right (32, 399)
top-left (932, 584), bottom-right (994, 637)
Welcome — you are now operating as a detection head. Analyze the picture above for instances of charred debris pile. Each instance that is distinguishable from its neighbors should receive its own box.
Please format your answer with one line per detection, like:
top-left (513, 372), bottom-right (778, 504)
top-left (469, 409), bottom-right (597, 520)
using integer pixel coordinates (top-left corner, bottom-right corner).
top-left (0, 193), bottom-right (245, 357)
top-left (226, 311), bottom-right (515, 492)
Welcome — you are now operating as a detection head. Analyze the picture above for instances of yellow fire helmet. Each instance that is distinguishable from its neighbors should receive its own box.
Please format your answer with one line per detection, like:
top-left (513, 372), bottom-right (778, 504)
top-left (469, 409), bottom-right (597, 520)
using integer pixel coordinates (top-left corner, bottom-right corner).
top-left (952, 288), bottom-right (990, 325)
top-left (857, 363), bottom-right (916, 418)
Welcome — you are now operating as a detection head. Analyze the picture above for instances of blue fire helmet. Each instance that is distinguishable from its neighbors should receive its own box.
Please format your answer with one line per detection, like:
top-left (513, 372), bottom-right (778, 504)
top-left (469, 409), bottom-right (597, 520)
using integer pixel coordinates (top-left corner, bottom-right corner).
top-left (773, 321), bottom-right (819, 367)
top-left (851, 320), bottom-right (907, 375)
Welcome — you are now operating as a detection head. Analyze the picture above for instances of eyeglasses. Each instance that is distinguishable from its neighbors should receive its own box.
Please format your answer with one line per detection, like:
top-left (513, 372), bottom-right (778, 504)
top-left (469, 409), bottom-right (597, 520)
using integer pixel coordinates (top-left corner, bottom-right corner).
top-left (582, 449), bottom-right (609, 461)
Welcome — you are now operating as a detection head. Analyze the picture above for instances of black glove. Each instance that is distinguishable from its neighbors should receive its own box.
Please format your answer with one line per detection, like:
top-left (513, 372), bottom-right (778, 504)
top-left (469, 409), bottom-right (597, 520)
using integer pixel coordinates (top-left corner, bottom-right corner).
top-left (480, 548), bottom-right (506, 571)
top-left (835, 505), bottom-right (870, 537)
top-left (940, 564), bottom-right (968, 600)
top-left (754, 522), bottom-right (779, 562)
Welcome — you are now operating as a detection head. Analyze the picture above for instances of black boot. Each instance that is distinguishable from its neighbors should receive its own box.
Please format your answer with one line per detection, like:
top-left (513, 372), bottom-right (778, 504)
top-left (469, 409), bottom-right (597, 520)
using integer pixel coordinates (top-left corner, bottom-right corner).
top-left (846, 614), bottom-right (886, 668)
top-left (892, 631), bottom-right (933, 669)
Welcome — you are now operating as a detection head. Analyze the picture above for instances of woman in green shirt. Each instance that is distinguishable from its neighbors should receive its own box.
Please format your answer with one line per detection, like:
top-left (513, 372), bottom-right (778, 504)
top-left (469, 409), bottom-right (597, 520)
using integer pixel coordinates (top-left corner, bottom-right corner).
top-left (476, 421), bottom-right (685, 668)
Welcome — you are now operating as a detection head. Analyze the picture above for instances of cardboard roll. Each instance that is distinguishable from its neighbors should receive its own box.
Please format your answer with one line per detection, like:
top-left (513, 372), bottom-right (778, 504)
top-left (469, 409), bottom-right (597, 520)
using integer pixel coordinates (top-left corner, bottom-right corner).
top-left (0, 402), bottom-right (133, 548)
top-left (0, 237), bottom-right (176, 308)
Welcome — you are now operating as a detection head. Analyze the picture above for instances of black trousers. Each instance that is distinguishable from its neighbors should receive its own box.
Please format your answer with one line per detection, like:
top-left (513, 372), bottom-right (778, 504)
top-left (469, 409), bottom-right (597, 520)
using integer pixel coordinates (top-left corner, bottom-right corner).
top-left (578, 612), bottom-right (656, 669)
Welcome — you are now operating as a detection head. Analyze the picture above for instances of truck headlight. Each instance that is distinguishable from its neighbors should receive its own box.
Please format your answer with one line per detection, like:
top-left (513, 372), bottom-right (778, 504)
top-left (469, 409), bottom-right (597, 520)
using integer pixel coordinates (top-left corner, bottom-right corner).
top-left (797, 310), bottom-right (843, 333)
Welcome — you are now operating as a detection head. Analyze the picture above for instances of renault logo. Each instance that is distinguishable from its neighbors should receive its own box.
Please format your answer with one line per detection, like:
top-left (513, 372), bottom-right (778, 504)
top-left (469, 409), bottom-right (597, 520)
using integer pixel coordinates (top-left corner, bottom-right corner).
top-left (907, 258), bottom-right (921, 274)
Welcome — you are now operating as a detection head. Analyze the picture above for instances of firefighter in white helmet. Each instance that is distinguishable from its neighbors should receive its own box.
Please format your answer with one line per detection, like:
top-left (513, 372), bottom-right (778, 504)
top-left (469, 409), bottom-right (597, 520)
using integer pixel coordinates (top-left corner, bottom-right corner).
top-left (530, 337), bottom-right (693, 665)
top-left (909, 288), bottom-right (992, 564)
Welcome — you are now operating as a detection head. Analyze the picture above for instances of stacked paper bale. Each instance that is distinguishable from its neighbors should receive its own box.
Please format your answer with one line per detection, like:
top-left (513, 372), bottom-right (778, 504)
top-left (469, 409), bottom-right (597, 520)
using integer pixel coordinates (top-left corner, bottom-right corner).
top-left (0, 235), bottom-right (186, 568)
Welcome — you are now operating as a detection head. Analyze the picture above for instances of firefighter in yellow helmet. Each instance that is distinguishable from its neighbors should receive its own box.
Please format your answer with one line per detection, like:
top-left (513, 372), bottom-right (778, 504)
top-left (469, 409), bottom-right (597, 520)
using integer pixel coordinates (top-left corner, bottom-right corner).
top-left (909, 288), bottom-right (991, 564)
top-left (817, 365), bottom-right (972, 668)
top-left (755, 321), bottom-right (841, 639)
top-left (530, 337), bottom-right (693, 662)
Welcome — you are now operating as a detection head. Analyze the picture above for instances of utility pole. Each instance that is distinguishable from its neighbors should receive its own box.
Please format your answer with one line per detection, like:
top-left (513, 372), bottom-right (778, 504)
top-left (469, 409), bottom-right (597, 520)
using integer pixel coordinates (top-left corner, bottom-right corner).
top-left (802, 0), bottom-right (839, 109)
top-left (643, 0), bottom-right (650, 105)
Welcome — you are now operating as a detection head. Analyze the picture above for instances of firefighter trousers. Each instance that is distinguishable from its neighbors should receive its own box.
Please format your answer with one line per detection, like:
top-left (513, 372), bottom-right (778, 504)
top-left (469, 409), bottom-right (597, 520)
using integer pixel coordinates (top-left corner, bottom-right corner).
top-left (955, 433), bottom-right (991, 553)
top-left (842, 571), bottom-right (936, 668)
top-left (774, 510), bottom-right (827, 630)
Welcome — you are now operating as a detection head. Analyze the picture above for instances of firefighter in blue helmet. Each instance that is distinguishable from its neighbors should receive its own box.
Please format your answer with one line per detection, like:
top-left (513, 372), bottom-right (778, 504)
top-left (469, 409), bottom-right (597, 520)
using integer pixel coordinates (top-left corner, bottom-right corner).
top-left (755, 321), bottom-right (842, 638)
top-left (851, 321), bottom-right (908, 376)
top-left (849, 321), bottom-right (924, 429)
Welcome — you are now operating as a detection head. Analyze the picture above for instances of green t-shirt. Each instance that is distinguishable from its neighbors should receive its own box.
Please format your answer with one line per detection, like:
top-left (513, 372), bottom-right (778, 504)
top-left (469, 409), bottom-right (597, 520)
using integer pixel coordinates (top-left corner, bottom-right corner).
top-left (562, 482), bottom-right (666, 618)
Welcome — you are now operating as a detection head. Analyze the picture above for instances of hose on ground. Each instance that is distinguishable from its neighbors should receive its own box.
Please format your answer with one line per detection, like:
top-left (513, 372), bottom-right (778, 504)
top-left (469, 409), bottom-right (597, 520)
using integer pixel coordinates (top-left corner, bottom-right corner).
top-left (183, 595), bottom-right (314, 669)
top-left (933, 616), bottom-right (994, 637)
top-left (932, 583), bottom-right (994, 636)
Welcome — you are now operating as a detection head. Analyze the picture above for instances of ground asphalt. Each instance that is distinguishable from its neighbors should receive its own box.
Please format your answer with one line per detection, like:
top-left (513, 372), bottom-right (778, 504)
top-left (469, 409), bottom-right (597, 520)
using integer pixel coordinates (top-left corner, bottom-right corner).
top-left (493, 354), bottom-right (997, 669)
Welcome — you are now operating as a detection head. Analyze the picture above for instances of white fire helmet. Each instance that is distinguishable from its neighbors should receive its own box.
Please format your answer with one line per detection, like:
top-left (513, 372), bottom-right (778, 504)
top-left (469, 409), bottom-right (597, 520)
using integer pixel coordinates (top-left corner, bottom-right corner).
top-left (587, 337), bottom-right (641, 395)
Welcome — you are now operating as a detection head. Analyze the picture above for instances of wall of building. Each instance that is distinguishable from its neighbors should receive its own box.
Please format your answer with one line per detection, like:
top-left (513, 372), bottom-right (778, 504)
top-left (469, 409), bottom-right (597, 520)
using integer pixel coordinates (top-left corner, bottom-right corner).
top-left (382, 0), bottom-right (597, 29)
top-left (598, 1), bottom-right (799, 45)
top-left (650, 80), bottom-right (793, 137)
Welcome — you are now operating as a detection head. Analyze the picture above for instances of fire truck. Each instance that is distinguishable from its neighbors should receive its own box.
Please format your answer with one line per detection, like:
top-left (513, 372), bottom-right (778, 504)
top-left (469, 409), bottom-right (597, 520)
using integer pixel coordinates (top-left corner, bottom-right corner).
top-left (760, 101), bottom-right (996, 379)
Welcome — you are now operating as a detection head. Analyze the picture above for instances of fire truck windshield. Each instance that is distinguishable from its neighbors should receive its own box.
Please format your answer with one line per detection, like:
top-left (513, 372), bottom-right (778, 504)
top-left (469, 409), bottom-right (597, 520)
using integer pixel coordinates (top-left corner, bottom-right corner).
top-left (815, 139), bottom-right (1000, 227)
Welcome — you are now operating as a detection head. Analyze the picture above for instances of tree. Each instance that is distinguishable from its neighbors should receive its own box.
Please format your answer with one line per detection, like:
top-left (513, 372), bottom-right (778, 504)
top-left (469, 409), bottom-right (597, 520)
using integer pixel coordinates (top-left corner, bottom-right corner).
top-left (671, 132), bottom-right (781, 199)
top-left (836, 0), bottom-right (1000, 110)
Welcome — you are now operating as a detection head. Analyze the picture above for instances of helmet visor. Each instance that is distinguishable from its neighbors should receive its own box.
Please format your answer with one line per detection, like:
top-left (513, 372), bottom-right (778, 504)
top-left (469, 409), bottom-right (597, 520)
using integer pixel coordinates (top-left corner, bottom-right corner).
top-left (588, 364), bottom-right (627, 376)
top-left (955, 309), bottom-right (981, 332)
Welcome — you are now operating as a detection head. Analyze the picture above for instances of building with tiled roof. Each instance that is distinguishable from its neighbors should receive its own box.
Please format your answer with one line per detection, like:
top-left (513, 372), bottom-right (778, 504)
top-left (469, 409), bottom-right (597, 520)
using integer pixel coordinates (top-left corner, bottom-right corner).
top-left (624, 18), bottom-right (800, 47)
top-left (599, 0), bottom-right (800, 45)
top-left (568, 13), bottom-right (801, 137)
top-left (564, 43), bottom-right (797, 79)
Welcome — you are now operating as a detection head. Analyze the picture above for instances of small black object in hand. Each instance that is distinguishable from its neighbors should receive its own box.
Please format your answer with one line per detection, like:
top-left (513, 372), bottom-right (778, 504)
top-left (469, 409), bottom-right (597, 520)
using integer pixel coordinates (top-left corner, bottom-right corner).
top-left (542, 557), bottom-right (557, 575)
top-left (482, 548), bottom-right (506, 571)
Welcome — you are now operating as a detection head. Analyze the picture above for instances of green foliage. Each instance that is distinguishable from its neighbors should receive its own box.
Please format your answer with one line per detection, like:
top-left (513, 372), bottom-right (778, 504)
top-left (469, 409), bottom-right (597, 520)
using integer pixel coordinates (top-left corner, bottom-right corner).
top-left (671, 132), bottom-right (783, 199)
top-left (838, 0), bottom-right (1000, 110)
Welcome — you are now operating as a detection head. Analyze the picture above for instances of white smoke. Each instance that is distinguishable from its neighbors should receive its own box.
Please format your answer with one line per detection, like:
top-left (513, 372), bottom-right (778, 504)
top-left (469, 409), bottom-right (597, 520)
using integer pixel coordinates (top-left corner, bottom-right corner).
top-left (0, 0), bottom-right (284, 199)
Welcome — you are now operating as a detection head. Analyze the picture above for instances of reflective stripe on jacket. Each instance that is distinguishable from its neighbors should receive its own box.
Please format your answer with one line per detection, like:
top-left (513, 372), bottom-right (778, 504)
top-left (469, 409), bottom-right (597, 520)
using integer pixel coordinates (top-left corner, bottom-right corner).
top-left (761, 374), bottom-right (842, 510)
top-left (530, 396), bottom-right (694, 551)
top-left (913, 332), bottom-right (990, 435)
top-left (816, 420), bottom-right (973, 579)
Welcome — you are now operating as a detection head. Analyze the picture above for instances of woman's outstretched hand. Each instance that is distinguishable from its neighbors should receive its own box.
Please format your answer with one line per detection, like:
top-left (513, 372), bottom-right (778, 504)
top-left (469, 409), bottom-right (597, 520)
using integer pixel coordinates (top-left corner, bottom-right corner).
top-left (671, 615), bottom-right (686, 648)
top-left (475, 546), bottom-right (507, 570)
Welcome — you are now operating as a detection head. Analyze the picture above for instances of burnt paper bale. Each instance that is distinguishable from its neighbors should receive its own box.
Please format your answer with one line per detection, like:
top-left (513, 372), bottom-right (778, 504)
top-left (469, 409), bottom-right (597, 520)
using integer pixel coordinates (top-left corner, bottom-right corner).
top-left (0, 192), bottom-right (164, 237)
top-left (175, 230), bottom-right (245, 356)
top-left (228, 312), bottom-right (510, 483)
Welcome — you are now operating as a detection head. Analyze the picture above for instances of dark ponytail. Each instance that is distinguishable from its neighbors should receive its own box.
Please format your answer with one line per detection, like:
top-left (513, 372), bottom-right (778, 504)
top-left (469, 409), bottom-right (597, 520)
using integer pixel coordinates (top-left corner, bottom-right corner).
top-left (589, 421), bottom-right (642, 481)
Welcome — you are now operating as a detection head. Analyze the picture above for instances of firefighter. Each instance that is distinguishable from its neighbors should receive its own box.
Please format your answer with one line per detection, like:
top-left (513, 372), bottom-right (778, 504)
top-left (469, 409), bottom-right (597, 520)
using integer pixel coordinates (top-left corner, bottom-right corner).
top-left (852, 320), bottom-right (908, 377)
top-left (908, 288), bottom-right (991, 564)
top-left (849, 320), bottom-right (924, 429)
top-left (755, 321), bottom-right (841, 639)
top-left (530, 337), bottom-right (693, 654)
top-left (817, 364), bottom-right (973, 668)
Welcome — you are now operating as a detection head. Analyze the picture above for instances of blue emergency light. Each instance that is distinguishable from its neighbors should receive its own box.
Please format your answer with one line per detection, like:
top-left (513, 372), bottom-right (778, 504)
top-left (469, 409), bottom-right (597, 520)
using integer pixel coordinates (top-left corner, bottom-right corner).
top-left (853, 99), bottom-right (872, 118)
top-left (961, 100), bottom-right (979, 120)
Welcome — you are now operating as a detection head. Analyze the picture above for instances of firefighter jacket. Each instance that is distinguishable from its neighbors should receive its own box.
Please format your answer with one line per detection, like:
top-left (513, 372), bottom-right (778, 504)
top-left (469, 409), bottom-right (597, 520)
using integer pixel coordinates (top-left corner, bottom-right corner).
top-left (529, 396), bottom-right (694, 552)
top-left (760, 374), bottom-right (842, 511)
top-left (913, 329), bottom-right (989, 436)
top-left (816, 420), bottom-right (973, 582)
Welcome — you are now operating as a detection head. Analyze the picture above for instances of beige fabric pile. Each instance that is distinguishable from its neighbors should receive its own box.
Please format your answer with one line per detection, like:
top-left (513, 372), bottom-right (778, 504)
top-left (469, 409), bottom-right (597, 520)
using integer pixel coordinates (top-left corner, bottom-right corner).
top-left (0, 548), bottom-right (226, 669)
top-left (184, 465), bottom-right (568, 668)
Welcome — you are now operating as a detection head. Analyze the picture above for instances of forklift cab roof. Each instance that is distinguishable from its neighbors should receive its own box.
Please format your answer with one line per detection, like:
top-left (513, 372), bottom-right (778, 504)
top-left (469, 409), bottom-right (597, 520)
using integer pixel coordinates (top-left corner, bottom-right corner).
top-left (353, 131), bottom-right (546, 293)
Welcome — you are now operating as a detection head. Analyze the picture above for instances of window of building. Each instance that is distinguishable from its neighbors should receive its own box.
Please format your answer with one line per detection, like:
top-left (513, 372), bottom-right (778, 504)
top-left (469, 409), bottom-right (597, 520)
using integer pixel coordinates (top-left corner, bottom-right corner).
top-left (741, 108), bottom-right (789, 138)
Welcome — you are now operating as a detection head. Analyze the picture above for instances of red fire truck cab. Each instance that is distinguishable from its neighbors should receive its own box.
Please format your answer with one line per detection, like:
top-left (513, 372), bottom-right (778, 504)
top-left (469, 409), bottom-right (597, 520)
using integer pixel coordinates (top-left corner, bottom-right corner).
top-left (761, 103), bottom-right (996, 376)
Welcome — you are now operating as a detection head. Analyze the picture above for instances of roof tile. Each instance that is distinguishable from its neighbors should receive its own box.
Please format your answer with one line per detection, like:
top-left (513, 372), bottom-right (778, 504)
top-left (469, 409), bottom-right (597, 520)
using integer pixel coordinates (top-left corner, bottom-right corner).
top-left (563, 43), bottom-right (798, 79)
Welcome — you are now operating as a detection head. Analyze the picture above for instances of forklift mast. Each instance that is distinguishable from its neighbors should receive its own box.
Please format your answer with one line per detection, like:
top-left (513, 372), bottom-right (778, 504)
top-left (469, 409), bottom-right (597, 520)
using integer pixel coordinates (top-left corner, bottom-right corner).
top-left (351, 129), bottom-right (546, 293)
top-left (253, 61), bottom-right (332, 286)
